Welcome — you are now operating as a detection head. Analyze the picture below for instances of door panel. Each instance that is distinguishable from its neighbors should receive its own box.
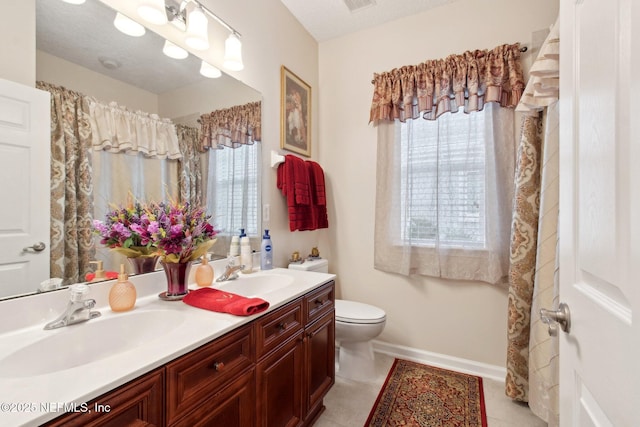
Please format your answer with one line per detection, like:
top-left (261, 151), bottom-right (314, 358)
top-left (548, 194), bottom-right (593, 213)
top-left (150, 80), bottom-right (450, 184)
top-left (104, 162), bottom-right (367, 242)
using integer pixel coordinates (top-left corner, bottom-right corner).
top-left (559, 0), bottom-right (638, 425)
top-left (0, 78), bottom-right (50, 298)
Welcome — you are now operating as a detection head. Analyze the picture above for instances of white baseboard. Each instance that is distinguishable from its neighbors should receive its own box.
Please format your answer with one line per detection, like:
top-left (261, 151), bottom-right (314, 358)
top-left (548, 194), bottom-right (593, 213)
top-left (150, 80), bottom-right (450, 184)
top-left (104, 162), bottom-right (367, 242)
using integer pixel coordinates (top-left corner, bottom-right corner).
top-left (370, 340), bottom-right (507, 382)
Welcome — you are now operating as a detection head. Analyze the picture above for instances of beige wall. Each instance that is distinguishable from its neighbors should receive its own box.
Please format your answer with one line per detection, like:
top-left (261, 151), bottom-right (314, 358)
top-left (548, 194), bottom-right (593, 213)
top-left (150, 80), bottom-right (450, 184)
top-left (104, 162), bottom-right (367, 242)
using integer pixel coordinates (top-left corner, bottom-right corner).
top-left (1, 0), bottom-right (560, 368)
top-left (317, 0), bottom-right (558, 366)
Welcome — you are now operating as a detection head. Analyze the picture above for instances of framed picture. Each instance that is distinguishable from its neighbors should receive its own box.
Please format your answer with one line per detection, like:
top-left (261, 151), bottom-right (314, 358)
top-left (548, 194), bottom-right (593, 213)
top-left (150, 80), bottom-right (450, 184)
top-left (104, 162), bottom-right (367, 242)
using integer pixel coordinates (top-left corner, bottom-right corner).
top-left (281, 66), bottom-right (311, 157)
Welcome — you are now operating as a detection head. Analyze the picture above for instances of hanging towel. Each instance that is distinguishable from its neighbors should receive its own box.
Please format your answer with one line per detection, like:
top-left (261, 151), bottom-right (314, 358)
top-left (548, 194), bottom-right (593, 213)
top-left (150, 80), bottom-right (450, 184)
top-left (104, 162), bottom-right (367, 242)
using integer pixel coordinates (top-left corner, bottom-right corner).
top-left (183, 287), bottom-right (270, 316)
top-left (306, 161), bottom-right (329, 229)
top-left (277, 155), bottom-right (315, 231)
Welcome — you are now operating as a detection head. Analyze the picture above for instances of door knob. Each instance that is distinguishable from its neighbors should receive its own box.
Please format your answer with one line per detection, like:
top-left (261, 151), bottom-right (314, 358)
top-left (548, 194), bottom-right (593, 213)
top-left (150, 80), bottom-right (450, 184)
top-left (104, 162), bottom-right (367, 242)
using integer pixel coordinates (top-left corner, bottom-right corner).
top-left (539, 302), bottom-right (571, 336)
top-left (23, 242), bottom-right (46, 252)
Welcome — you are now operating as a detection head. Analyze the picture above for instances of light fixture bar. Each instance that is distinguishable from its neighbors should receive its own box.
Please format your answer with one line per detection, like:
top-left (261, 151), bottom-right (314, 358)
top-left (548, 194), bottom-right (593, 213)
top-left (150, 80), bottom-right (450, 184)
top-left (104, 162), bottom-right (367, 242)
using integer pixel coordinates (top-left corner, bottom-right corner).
top-left (187, 0), bottom-right (241, 38)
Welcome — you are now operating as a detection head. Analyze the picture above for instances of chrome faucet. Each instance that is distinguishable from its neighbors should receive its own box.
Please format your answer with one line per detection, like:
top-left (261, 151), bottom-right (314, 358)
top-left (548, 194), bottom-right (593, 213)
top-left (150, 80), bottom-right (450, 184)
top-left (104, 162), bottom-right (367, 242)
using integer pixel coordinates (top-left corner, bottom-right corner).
top-left (216, 261), bottom-right (245, 282)
top-left (44, 284), bottom-right (101, 330)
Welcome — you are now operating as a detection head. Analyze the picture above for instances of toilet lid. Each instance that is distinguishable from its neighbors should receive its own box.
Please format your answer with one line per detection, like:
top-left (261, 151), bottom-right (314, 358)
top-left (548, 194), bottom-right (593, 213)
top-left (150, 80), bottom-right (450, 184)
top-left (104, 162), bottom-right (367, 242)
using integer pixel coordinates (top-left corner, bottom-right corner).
top-left (335, 299), bottom-right (386, 324)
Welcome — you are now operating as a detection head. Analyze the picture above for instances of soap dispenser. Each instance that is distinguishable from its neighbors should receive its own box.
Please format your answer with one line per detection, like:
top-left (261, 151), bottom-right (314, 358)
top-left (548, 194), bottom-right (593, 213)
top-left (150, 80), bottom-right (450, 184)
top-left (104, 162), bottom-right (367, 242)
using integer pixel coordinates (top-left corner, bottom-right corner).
top-left (195, 255), bottom-right (214, 287)
top-left (109, 264), bottom-right (136, 312)
top-left (89, 261), bottom-right (106, 282)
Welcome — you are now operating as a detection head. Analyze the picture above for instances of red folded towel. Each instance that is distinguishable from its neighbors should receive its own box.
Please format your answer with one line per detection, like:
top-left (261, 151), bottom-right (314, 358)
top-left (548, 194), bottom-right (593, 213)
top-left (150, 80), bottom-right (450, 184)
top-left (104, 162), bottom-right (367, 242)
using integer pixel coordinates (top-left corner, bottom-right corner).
top-left (85, 271), bottom-right (119, 281)
top-left (182, 287), bottom-right (270, 316)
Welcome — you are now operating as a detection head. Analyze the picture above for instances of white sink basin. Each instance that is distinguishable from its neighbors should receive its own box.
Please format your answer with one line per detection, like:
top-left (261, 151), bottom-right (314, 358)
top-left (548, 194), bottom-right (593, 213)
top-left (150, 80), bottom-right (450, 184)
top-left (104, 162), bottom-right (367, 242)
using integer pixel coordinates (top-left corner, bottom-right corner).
top-left (214, 273), bottom-right (295, 297)
top-left (0, 309), bottom-right (211, 378)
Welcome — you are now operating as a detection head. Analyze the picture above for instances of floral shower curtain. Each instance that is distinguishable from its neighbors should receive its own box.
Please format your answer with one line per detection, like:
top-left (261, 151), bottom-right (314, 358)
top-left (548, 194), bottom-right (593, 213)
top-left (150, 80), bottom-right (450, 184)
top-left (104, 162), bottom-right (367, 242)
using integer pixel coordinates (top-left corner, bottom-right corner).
top-left (36, 82), bottom-right (95, 285)
top-left (505, 19), bottom-right (560, 426)
top-left (176, 124), bottom-right (203, 207)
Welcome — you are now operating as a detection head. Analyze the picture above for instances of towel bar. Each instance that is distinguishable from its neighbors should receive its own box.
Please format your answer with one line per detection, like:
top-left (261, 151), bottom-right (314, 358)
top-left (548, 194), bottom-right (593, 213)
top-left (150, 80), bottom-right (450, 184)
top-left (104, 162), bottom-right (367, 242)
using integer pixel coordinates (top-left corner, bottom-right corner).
top-left (270, 151), bottom-right (286, 168)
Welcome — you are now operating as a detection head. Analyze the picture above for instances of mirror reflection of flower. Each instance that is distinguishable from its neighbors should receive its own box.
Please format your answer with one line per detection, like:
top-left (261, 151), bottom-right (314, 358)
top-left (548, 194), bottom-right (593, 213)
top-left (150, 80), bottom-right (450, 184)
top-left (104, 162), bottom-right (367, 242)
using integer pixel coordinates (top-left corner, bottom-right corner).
top-left (93, 201), bottom-right (217, 263)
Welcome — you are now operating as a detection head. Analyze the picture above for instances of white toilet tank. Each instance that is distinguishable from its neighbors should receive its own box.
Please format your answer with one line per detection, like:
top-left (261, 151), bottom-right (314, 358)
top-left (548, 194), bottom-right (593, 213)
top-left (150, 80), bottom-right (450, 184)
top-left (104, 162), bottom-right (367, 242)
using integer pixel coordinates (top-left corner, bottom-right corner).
top-left (288, 258), bottom-right (328, 273)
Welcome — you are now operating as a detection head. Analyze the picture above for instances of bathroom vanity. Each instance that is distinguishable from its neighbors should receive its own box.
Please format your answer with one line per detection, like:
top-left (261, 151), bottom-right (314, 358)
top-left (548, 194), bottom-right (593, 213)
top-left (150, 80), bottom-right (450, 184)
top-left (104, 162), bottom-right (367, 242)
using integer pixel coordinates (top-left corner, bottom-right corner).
top-left (0, 267), bottom-right (335, 427)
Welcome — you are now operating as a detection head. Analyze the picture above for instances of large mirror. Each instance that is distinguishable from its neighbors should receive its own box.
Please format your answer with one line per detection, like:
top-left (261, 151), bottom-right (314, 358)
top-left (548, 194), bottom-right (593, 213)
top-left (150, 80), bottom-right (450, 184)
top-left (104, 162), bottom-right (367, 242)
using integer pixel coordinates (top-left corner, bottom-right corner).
top-left (1, 0), bottom-right (262, 300)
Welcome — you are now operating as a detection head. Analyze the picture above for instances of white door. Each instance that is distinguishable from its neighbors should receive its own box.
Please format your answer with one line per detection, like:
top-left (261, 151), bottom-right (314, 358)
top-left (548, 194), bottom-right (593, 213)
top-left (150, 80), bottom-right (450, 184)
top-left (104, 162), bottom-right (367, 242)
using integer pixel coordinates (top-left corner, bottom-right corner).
top-left (0, 78), bottom-right (50, 298)
top-left (558, 0), bottom-right (640, 425)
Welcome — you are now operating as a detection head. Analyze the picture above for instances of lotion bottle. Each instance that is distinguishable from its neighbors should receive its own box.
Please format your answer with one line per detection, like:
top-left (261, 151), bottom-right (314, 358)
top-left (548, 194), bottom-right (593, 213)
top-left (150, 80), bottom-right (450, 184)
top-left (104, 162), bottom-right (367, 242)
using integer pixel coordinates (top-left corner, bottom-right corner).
top-left (240, 236), bottom-right (253, 273)
top-left (195, 255), bottom-right (214, 287)
top-left (109, 264), bottom-right (136, 312)
top-left (260, 229), bottom-right (273, 270)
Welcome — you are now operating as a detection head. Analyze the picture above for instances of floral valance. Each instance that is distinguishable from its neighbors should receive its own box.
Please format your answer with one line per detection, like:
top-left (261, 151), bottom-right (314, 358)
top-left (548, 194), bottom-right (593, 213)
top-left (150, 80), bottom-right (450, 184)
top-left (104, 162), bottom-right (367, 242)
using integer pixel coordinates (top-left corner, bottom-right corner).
top-left (369, 43), bottom-right (525, 123)
top-left (200, 101), bottom-right (262, 150)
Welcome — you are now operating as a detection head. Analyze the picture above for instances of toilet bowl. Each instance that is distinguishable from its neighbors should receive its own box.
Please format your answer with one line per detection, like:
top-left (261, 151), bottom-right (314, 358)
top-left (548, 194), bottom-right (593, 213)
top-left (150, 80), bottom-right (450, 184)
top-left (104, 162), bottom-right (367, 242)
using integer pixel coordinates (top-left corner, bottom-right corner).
top-left (334, 299), bottom-right (386, 382)
top-left (288, 258), bottom-right (387, 382)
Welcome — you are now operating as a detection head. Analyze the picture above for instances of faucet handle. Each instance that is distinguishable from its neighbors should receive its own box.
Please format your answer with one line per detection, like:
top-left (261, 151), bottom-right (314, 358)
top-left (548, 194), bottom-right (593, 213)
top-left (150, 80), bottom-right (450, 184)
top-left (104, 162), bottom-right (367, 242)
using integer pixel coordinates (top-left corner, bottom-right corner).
top-left (69, 284), bottom-right (90, 302)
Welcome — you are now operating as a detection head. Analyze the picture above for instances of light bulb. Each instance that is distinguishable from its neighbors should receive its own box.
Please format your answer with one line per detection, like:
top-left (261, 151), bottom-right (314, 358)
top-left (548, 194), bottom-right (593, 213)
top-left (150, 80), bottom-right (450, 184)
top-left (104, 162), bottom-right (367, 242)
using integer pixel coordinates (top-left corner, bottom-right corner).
top-left (114, 13), bottom-right (146, 37)
top-left (137, 0), bottom-right (168, 25)
top-left (185, 7), bottom-right (209, 51)
top-left (162, 40), bottom-right (188, 59)
top-left (200, 61), bottom-right (221, 78)
top-left (223, 33), bottom-right (243, 71)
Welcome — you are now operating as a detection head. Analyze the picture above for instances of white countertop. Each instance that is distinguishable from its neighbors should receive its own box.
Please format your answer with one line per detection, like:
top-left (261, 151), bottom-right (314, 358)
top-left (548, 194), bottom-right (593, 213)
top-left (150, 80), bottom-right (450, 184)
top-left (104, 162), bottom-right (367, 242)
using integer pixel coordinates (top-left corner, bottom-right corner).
top-left (0, 266), bottom-right (335, 427)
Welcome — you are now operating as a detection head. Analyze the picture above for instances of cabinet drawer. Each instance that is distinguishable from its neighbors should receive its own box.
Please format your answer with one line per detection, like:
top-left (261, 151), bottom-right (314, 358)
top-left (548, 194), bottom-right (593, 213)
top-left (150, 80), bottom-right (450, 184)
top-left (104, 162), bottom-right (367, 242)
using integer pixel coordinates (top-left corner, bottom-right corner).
top-left (166, 324), bottom-right (254, 425)
top-left (303, 281), bottom-right (335, 325)
top-left (255, 299), bottom-right (303, 359)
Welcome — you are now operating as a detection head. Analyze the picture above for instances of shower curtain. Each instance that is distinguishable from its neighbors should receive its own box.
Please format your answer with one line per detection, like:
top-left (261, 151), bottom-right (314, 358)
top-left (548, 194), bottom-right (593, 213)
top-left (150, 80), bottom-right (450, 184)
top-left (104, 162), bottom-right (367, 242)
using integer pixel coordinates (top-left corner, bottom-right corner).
top-left (505, 18), bottom-right (560, 426)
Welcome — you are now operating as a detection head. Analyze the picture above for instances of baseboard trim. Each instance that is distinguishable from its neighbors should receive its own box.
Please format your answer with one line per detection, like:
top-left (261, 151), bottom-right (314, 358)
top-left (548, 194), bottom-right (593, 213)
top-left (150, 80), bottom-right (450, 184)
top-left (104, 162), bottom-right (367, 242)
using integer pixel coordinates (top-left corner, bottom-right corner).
top-left (371, 340), bottom-right (506, 382)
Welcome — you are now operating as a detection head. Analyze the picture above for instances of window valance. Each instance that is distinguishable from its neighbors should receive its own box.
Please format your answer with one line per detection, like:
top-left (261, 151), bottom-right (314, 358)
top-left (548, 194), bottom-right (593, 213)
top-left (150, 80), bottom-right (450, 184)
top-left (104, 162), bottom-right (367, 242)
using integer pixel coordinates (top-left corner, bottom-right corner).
top-left (200, 101), bottom-right (262, 150)
top-left (89, 100), bottom-right (181, 159)
top-left (369, 43), bottom-right (525, 123)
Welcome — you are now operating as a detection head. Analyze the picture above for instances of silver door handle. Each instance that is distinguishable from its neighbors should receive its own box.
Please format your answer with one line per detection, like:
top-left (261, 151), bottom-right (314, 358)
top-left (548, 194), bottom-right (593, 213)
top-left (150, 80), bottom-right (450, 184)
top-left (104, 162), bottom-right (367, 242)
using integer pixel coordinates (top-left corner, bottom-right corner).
top-left (23, 242), bottom-right (46, 252)
top-left (540, 302), bottom-right (571, 336)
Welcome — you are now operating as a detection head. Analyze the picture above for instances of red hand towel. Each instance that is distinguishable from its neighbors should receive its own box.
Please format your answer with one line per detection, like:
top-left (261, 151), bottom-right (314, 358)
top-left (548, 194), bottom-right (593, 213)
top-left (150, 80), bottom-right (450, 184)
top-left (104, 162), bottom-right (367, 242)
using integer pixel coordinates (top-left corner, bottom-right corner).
top-left (182, 287), bottom-right (270, 316)
top-left (85, 271), bottom-right (119, 281)
top-left (277, 155), bottom-right (316, 231)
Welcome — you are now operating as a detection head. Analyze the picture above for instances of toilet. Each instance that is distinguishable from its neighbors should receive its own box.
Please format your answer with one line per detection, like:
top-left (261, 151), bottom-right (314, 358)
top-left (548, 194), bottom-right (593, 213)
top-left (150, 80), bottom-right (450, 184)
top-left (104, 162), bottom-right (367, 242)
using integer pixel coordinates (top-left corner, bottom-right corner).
top-left (288, 258), bottom-right (386, 382)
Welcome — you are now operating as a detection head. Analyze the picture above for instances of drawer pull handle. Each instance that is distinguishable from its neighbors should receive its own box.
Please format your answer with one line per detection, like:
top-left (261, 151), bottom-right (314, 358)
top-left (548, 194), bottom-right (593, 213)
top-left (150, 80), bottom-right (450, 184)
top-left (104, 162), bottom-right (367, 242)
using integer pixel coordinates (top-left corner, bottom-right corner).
top-left (314, 299), bottom-right (324, 305)
top-left (212, 361), bottom-right (225, 371)
top-left (276, 322), bottom-right (286, 331)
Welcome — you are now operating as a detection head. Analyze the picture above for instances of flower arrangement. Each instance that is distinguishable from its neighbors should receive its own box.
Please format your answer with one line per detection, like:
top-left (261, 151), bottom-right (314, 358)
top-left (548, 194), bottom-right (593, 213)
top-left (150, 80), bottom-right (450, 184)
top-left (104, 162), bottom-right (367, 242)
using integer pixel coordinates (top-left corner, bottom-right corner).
top-left (149, 201), bottom-right (217, 263)
top-left (93, 202), bottom-right (158, 259)
top-left (93, 200), bottom-right (217, 263)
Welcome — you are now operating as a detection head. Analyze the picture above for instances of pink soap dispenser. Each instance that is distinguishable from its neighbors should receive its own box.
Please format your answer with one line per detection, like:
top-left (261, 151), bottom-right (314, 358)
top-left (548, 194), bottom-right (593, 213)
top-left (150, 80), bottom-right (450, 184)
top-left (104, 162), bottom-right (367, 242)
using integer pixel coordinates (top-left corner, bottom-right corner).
top-left (109, 264), bottom-right (137, 312)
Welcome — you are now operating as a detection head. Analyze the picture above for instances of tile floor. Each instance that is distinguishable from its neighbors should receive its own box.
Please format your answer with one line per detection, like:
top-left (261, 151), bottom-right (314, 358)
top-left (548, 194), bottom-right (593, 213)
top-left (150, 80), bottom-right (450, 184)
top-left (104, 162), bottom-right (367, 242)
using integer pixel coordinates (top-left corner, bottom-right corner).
top-left (315, 352), bottom-right (547, 427)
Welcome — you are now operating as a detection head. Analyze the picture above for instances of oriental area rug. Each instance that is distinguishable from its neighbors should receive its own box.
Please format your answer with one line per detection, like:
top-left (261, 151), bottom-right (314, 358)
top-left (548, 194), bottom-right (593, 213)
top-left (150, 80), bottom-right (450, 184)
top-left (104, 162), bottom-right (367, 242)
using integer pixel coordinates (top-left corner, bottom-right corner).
top-left (365, 359), bottom-right (487, 427)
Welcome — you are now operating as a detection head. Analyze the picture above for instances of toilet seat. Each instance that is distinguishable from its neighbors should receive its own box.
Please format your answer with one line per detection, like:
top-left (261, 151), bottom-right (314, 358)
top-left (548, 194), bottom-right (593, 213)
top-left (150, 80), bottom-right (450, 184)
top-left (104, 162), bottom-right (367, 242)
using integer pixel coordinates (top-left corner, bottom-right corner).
top-left (335, 300), bottom-right (386, 324)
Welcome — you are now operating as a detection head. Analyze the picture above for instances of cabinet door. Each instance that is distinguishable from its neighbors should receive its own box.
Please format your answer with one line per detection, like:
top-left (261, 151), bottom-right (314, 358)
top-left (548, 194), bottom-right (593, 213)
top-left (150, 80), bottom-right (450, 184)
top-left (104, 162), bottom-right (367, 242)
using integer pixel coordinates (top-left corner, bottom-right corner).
top-left (304, 311), bottom-right (335, 423)
top-left (171, 369), bottom-right (256, 427)
top-left (43, 369), bottom-right (164, 427)
top-left (256, 332), bottom-right (304, 427)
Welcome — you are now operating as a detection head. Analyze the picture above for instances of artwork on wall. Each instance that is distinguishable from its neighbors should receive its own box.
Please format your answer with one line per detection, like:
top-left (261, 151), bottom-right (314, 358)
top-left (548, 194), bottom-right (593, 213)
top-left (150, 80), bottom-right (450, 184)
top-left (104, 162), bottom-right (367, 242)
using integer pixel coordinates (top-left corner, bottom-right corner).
top-left (281, 66), bottom-right (311, 157)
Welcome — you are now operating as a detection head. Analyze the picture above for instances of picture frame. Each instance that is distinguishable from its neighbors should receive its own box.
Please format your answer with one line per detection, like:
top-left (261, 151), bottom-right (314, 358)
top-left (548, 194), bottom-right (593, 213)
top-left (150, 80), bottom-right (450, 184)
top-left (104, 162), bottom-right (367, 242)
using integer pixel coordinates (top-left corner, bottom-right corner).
top-left (281, 66), bottom-right (311, 157)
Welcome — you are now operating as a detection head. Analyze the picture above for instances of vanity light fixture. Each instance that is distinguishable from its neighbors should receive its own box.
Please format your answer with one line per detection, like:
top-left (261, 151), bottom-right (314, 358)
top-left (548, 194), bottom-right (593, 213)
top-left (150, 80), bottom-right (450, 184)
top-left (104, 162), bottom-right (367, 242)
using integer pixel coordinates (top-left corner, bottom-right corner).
top-left (114, 13), bottom-right (146, 37)
top-left (137, 0), bottom-right (168, 25)
top-left (223, 33), bottom-right (244, 71)
top-left (163, 40), bottom-right (188, 59)
top-left (185, 5), bottom-right (209, 50)
top-left (200, 61), bottom-right (222, 78)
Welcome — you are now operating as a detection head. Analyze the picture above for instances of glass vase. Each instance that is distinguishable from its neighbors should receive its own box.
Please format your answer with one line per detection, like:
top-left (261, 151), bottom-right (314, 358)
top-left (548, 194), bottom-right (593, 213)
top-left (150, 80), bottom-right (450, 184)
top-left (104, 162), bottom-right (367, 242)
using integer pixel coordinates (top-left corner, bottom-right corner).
top-left (127, 256), bottom-right (159, 275)
top-left (160, 261), bottom-right (192, 300)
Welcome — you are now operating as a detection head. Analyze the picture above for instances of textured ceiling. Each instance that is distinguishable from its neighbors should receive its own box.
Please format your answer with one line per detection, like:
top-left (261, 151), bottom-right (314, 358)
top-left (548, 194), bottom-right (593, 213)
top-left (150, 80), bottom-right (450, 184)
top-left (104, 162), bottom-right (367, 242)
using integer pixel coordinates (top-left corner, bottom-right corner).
top-left (36, 0), bottom-right (222, 94)
top-left (280, 0), bottom-right (461, 42)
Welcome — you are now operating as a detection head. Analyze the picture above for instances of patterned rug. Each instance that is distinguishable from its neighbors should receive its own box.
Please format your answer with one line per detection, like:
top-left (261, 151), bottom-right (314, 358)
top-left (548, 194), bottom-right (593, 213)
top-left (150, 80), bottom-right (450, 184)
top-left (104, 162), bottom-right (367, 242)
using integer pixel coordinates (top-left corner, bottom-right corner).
top-left (365, 359), bottom-right (487, 427)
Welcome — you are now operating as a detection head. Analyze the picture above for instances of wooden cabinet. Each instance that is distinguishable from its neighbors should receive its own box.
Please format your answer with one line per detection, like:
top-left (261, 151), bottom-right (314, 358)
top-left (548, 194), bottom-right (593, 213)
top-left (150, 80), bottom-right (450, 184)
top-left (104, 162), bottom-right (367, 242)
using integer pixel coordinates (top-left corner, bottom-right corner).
top-left (256, 281), bottom-right (336, 427)
top-left (43, 368), bottom-right (164, 427)
top-left (45, 280), bottom-right (335, 427)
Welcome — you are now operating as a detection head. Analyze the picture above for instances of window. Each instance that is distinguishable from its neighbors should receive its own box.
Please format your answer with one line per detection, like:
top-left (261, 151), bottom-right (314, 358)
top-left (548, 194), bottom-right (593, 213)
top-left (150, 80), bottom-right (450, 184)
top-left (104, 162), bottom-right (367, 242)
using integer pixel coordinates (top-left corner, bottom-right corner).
top-left (399, 109), bottom-right (486, 248)
top-left (207, 143), bottom-right (261, 237)
top-left (374, 103), bottom-right (515, 283)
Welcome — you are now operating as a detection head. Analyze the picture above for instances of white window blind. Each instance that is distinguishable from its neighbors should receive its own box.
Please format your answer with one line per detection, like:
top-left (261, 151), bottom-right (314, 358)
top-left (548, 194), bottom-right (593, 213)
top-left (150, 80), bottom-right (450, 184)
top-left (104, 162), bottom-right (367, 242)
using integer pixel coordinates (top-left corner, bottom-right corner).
top-left (207, 143), bottom-right (261, 236)
top-left (400, 109), bottom-right (486, 248)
